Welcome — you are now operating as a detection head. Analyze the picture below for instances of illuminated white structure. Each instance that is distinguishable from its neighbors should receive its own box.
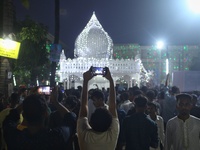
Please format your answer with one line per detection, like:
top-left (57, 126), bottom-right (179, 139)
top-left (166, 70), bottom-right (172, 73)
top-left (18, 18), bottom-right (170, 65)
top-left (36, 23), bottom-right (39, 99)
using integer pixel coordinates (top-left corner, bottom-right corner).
top-left (57, 12), bottom-right (150, 89)
top-left (74, 12), bottom-right (113, 59)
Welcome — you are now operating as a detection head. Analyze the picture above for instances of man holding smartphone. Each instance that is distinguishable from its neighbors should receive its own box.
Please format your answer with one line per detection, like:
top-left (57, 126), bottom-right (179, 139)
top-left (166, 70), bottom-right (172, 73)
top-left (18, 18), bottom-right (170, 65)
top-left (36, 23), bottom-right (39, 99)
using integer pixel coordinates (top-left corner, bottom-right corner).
top-left (77, 66), bottom-right (119, 150)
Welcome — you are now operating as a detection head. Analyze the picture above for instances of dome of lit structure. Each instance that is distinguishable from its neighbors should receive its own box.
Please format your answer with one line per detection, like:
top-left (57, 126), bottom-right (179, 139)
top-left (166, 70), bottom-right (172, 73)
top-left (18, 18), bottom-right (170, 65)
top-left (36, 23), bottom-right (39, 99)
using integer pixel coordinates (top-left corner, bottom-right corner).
top-left (57, 12), bottom-right (153, 90)
top-left (74, 12), bottom-right (113, 59)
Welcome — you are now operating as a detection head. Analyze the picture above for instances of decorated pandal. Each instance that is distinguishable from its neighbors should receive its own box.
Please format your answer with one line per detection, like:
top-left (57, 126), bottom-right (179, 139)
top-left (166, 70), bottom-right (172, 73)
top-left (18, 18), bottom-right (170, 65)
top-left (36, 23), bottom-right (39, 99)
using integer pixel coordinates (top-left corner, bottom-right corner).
top-left (57, 12), bottom-right (153, 90)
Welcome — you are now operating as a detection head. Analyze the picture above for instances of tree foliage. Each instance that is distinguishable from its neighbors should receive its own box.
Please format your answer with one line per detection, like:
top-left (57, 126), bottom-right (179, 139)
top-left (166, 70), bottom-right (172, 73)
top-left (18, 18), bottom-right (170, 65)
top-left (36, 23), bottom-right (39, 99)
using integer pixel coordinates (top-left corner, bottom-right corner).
top-left (20, 0), bottom-right (30, 9)
top-left (11, 18), bottom-right (50, 86)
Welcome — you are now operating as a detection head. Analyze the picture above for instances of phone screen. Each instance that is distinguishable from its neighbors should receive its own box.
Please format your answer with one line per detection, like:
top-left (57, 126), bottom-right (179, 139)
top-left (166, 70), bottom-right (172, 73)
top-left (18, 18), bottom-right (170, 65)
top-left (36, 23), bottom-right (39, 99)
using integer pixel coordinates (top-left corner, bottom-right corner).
top-left (92, 67), bottom-right (106, 75)
top-left (41, 86), bottom-right (50, 95)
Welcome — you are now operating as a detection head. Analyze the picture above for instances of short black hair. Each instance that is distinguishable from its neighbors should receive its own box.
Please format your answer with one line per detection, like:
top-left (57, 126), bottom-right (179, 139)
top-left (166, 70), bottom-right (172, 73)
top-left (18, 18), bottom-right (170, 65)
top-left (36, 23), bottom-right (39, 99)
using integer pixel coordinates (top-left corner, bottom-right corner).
top-left (10, 93), bottom-right (20, 104)
top-left (134, 95), bottom-right (148, 107)
top-left (146, 90), bottom-right (155, 100)
top-left (23, 94), bottom-right (48, 125)
top-left (91, 89), bottom-right (105, 101)
top-left (140, 86), bottom-right (148, 94)
top-left (132, 90), bottom-right (143, 97)
top-left (64, 95), bottom-right (79, 110)
top-left (18, 87), bottom-right (27, 94)
top-left (171, 86), bottom-right (180, 94)
top-left (121, 92), bottom-right (129, 101)
top-left (176, 93), bottom-right (192, 103)
top-left (147, 102), bottom-right (157, 110)
top-left (90, 108), bottom-right (112, 132)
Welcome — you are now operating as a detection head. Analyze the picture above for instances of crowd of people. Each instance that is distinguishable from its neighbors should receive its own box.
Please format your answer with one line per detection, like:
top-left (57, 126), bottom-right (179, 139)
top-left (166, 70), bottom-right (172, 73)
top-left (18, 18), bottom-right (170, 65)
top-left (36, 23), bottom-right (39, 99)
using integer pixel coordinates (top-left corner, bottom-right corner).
top-left (0, 67), bottom-right (200, 150)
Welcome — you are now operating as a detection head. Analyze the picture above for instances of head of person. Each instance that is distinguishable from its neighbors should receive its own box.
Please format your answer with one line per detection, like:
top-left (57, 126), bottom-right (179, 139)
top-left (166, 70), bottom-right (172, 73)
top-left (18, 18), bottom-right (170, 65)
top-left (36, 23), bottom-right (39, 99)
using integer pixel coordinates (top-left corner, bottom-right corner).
top-left (18, 87), bottom-right (27, 97)
top-left (147, 102), bottom-right (157, 115)
top-left (130, 90), bottom-right (144, 102)
top-left (134, 95), bottom-right (148, 112)
top-left (77, 86), bottom-right (82, 92)
top-left (9, 93), bottom-right (20, 107)
top-left (23, 94), bottom-right (49, 126)
top-left (146, 90), bottom-right (155, 102)
top-left (171, 86), bottom-right (180, 95)
top-left (91, 89), bottom-right (105, 108)
top-left (88, 89), bottom-right (95, 99)
top-left (121, 92), bottom-right (129, 102)
top-left (71, 89), bottom-right (81, 100)
top-left (128, 87), bottom-right (140, 101)
top-left (140, 86), bottom-right (148, 94)
top-left (90, 107), bottom-right (112, 132)
top-left (64, 95), bottom-right (79, 111)
top-left (176, 93), bottom-right (193, 116)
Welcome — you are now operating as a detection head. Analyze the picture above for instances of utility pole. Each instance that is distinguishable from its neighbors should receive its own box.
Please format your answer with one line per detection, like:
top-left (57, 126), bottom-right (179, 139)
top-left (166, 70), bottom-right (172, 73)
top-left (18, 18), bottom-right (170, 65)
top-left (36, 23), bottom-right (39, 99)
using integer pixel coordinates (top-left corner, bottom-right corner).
top-left (50, 0), bottom-right (60, 87)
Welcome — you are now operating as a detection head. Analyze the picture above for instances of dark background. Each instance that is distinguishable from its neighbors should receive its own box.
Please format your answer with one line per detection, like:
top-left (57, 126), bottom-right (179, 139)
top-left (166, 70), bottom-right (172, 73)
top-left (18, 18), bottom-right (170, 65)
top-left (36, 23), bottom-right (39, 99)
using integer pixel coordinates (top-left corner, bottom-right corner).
top-left (14, 0), bottom-right (200, 57)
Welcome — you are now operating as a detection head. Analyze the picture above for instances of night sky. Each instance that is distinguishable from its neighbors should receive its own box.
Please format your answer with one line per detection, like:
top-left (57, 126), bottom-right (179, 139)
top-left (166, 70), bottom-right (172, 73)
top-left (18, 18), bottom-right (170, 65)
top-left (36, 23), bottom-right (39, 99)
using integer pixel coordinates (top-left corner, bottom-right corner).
top-left (14, 0), bottom-right (200, 57)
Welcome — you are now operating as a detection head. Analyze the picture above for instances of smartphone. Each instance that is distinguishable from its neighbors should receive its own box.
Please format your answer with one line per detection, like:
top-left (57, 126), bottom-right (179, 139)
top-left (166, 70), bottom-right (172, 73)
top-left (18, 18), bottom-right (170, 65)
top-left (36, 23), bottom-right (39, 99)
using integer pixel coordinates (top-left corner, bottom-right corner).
top-left (41, 86), bottom-right (51, 95)
top-left (91, 67), bottom-right (106, 76)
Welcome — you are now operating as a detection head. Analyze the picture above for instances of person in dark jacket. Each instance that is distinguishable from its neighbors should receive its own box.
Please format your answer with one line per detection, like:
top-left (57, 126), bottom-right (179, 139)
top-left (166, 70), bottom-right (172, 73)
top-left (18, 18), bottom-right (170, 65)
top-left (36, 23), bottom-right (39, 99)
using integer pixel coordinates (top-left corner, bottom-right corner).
top-left (123, 95), bottom-right (158, 150)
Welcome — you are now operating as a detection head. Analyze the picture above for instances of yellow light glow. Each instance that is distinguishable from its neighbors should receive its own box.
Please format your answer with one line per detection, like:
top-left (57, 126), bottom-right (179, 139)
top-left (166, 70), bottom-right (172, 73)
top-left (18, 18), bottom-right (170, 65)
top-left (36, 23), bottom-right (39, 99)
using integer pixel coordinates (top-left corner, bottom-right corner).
top-left (0, 38), bottom-right (21, 59)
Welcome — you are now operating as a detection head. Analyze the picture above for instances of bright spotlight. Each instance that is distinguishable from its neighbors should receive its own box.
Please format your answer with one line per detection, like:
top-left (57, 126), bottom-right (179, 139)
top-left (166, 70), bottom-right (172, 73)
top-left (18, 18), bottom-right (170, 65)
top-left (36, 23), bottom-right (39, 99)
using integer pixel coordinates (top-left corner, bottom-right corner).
top-left (187, 0), bottom-right (200, 14)
top-left (156, 41), bottom-right (164, 50)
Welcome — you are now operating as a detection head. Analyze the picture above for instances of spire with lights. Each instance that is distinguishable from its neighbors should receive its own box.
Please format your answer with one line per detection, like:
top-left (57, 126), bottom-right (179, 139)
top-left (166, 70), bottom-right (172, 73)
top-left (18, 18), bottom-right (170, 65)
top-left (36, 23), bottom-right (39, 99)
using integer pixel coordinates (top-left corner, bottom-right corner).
top-left (74, 12), bottom-right (113, 59)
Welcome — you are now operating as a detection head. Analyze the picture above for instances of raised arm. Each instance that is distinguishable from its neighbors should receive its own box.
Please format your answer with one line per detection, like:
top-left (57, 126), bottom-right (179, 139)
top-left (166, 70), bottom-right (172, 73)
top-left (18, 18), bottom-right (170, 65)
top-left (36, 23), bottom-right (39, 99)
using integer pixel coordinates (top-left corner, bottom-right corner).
top-left (165, 73), bottom-right (170, 87)
top-left (104, 67), bottom-right (117, 117)
top-left (50, 86), bottom-right (70, 118)
top-left (79, 68), bottom-right (93, 118)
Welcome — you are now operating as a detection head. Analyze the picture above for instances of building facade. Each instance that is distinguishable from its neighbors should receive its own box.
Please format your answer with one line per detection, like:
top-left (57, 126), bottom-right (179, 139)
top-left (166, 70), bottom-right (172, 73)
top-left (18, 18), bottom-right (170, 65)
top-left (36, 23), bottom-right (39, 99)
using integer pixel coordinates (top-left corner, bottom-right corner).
top-left (113, 44), bottom-right (200, 84)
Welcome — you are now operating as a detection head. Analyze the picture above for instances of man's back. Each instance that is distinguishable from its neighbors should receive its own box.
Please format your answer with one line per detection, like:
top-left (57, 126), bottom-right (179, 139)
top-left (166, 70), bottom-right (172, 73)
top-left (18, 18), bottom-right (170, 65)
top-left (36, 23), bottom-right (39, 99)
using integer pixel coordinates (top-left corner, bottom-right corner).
top-left (123, 113), bottom-right (158, 150)
top-left (77, 117), bottom-right (119, 150)
top-left (3, 106), bottom-right (76, 150)
top-left (77, 67), bottom-right (119, 150)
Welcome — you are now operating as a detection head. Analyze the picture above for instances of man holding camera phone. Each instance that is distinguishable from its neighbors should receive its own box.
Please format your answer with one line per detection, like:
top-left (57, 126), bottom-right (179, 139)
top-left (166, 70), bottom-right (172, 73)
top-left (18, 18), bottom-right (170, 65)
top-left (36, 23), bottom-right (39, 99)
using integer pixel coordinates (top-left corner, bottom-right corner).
top-left (77, 66), bottom-right (119, 150)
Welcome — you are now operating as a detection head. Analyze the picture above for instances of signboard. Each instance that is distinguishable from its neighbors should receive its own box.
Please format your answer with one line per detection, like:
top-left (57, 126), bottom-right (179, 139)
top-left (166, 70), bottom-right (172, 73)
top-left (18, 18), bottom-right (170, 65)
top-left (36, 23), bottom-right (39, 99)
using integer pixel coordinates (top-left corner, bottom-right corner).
top-left (0, 38), bottom-right (21, 59)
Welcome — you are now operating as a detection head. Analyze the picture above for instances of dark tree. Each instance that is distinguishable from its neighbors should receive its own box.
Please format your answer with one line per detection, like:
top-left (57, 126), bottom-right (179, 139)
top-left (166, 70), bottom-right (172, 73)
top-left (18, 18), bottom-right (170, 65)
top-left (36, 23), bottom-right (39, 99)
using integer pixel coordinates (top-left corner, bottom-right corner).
top-left (11, 18), bottom-right (50, 85)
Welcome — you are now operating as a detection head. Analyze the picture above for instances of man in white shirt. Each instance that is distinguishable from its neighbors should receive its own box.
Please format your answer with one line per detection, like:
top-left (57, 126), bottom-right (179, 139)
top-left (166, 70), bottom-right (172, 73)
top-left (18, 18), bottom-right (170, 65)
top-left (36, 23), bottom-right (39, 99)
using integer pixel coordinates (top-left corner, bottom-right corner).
top-left (165, 93), bottom-right (200, 150)
top-left (77, 67), bottom-right (119, 150)
top-left (120, 92), bottom-right (134, 114)
top-left (147, 102), bottom-right (165, 150)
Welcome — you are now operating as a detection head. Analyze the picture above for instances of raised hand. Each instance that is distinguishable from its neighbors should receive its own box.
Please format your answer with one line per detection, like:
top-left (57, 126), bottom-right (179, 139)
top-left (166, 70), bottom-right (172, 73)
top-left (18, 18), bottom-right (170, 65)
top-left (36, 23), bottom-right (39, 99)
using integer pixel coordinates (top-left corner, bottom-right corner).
top-left (103, 67), bottom-right (112, 81)
top-left (83, 66), bottom-right (94, 82)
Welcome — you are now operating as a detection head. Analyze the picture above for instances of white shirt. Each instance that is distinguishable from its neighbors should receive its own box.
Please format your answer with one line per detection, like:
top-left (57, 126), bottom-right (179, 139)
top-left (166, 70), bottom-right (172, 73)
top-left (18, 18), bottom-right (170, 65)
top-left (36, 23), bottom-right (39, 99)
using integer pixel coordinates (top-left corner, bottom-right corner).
top-left (77, 117), bottom-right (119, 150)
top-left (148, 115), bottom-right (165, 150)
top-left (165, 115), bottom-right (200, 150)
top-left (120, 100), bottom-right (134, 113)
